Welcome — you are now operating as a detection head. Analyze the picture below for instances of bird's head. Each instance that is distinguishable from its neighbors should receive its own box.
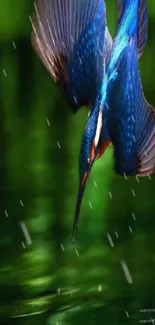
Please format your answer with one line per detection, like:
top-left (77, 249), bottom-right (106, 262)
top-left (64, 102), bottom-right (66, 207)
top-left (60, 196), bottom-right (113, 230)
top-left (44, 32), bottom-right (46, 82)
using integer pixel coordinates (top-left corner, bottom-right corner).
top-left (72, 101), bottom-right (103, 242)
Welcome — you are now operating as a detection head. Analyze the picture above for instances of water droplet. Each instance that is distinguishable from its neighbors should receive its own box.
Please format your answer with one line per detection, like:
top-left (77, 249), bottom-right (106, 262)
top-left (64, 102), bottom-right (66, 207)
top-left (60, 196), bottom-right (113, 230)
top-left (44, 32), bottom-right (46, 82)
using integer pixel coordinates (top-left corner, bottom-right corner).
top-left (3, 69), bottom-right (7, 77)
top-left (71, 35), bottom-right (74, 43)
top-left (107, 233), bottom-right (114, 247)
top-left (12, 41), bottom-right (16, 49)
top-left (21, 241), bottom-right (25, 249)
top-left (115, 231), bottom-right (119, 238)
top-left (109, 191), bottom-right (112, 199)
top-left (60, 244), bottom-right (65, 251)
top-left (132, 135), bottom-right (136, 142)
top-left (120, 260), bottom-right (133, 284)
top-left (29, 15), bottom-right (32, 23)
top-left (79, 56), bottom-right (82, 64)
top-left (88, 201), bottom-right (92, 209)
top-left (93, 180), bottom-right (97, 187)
top-left (131, 189), bottom-right (136, 197)
top-left (132, 212), bottom-right (136, 220)
top-left (75, 249), bottom-right (79, 256)
top-left (4, 210), bottom-right (8, 218)
top-left (125, 310), bottom-right (129, 318)
top-left (20, 199), bottom-right (24, 207)
top-left (128, 225), bottom-right (133, 233)
top-left (20, 221), bottom-right (32, 245)
top-left (98, 48), bottom-right (103, 56)
top-left (47, 118), bottom-right (50, 126)
top-left (73, 96), bottom-right (77, 103)
top-left (123, 173), bottom-right (128, 180)
top-left (57, 141), bottom-right (61, 149)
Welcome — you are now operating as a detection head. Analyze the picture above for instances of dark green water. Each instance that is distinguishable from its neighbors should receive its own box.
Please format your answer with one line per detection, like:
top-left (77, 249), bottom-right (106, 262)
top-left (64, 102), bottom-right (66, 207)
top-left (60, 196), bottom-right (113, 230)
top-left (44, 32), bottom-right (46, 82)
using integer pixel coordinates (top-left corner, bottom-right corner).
top-left (0, 1), bottom-right (155, 324)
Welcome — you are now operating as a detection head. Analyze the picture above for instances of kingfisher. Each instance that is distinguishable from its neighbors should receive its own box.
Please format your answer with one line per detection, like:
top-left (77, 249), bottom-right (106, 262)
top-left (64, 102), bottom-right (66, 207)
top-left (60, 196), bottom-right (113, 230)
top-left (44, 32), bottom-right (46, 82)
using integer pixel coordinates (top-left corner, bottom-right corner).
top-left (72, 0), bottom-right (151, 241)
top-left (31, 0), bottom-right (152, 243)
top-left (31, 0), bottom-right (112, 241)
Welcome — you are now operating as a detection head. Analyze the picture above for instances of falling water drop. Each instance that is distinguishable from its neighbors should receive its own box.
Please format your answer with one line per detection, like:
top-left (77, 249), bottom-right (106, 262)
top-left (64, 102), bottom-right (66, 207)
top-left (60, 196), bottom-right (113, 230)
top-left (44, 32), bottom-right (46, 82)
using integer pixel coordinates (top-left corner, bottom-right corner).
top-left (47, 118), bottom-right (50, 126)
top-left (120, 260), bottom-right (133, 284)
top-left (60, 244), bottom-right (65, 251)
top-left (57, 141), bottom-right (61, 149)
top-left (3, 69), bottom-right (7, 77)
top-left (4, 210), bottom-right (8, 218)
top-left (107, 233), bottom-right (114, 248)
top-left (88, 201), bottom-right (93, 209)
top-left (20, 221), bottom-right (32, 245)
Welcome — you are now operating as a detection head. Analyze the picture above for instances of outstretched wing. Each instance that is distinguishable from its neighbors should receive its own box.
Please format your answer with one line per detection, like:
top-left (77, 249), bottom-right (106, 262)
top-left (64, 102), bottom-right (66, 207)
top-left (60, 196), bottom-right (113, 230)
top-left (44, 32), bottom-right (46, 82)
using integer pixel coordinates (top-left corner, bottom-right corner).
top-left (95, 0), bottom-right (141, 164)
top-left (31, 0), bottom-right (110, 112)
top-left (129, 40), bottom-right (155, 176)
top-left (95, 0), bottom-right (148, 161)
top-left (116, 0), bottom-right (148, 58)
top-left (107, 36), bottom-right (155, 176)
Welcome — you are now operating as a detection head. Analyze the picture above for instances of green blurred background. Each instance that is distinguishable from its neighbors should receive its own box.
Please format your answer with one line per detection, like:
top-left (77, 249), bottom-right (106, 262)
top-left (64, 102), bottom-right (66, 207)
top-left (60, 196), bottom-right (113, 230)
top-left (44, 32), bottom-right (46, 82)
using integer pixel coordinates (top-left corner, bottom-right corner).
top-left (0, 1), bottom-right (155, 324)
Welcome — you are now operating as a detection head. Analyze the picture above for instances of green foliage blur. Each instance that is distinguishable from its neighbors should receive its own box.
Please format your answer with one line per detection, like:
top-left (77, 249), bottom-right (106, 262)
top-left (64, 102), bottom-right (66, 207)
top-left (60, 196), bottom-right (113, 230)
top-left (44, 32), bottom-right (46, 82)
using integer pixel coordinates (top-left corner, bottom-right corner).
top-left (0, 1), bottom-right (155, 322)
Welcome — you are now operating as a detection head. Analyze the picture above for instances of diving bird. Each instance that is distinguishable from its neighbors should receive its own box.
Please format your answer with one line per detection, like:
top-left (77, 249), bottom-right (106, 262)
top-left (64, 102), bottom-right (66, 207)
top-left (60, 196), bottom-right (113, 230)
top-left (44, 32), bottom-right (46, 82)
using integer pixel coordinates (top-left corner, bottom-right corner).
top-left (72, 0), bottom-right (150, 241)
top-left (31, 0), bottom-right (150, 242)
top-left (31, 0), bottom-right (113, 241)
top-left (107, 0), bottom-right (155, 177)
top-left (96, 0), bottom-right (148, 160)
top-left (84, 0), bottom-right (153, 179)
top-left (95, 0), bottom-right (148, 163)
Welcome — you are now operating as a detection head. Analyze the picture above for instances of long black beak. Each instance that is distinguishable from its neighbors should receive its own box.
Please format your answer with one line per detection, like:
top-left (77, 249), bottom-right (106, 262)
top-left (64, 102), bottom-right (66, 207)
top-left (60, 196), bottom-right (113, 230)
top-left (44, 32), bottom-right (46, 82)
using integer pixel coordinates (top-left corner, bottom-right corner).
top-left (71, 173), bottom-right (88, 243)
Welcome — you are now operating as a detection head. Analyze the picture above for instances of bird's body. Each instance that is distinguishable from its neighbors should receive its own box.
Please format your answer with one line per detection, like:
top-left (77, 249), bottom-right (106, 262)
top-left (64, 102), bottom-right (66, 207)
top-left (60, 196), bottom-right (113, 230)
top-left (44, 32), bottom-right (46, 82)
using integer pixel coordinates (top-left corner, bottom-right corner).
top-left (94, 0), bottom-right (148, 163)
top-left (31, 0), bottom-right (154, 242)
top-left (108, 40), bottom-right (155, 176)
top-left (31, 0), bottom-right (113, 241)
top-left (105, 0), bottom-right (155, 176)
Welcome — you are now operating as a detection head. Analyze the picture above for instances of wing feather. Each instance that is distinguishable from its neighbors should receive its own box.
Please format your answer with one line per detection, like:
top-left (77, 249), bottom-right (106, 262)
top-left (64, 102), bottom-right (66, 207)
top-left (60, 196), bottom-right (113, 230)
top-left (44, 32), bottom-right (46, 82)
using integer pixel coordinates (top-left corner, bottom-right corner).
top-left (116, 0), bottom-right (148, 58)
top-left (31, 0), bottom-right (109, 112)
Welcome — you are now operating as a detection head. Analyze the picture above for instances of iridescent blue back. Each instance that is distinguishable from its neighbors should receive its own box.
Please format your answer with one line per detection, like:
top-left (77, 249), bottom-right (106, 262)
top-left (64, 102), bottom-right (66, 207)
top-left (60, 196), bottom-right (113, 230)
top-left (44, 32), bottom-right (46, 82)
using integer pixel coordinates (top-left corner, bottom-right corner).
top-left (116, 0), bottom-right (148, 58)
top-left (66, 2), bottom-right (106, 109)
top-left (32, 0), bottom-right (112, 112)
top-left (108, 39), bottom-right (155, 176)
top-left (107, 42), bottom-right (138, 175)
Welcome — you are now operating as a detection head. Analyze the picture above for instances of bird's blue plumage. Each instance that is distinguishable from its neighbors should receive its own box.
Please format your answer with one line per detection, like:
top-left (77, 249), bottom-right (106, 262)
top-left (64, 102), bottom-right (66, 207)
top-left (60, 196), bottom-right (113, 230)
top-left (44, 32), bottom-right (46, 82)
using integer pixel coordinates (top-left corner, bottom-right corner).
top-left (66, 0), bottom-right (107, 109)
top-left (107, 42), bottom-right (138, 175)
top-left (116, 0), bottom-right (148, 58)
top-left (92, 0), bottom-right (141, 124)
top-left (106, 0), bottom-right (155, 176)
top-left (32, 0), bottom-right (154, 242)
top-left (96, 0), bottom-right (148, 160)
top-left (32, 0), bottom-right (112, 112)
top-left (108, 38), bottom-right (155, 175)
top-left (32, 0), bottom-right (114, 242)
